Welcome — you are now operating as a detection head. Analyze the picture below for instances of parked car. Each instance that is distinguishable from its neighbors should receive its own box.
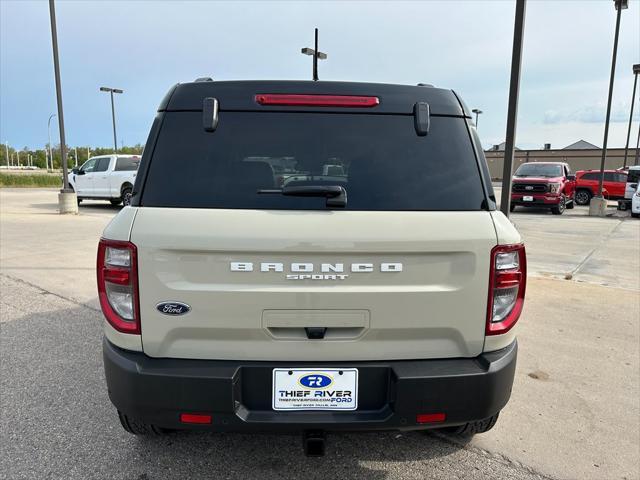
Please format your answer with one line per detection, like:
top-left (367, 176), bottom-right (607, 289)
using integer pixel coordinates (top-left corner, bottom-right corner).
top-left (631, 183), bottom-right (640, 218)
top-left (70, 155), bottom-right (140, 206)
top-left (510, 162), bottom-right (575, 214)
top-left (574, 169), bottom-right (627, 205)
top-left (618, 165), bottom-right (640, 212)
top-left (98, 79), bottom-right (525, 455)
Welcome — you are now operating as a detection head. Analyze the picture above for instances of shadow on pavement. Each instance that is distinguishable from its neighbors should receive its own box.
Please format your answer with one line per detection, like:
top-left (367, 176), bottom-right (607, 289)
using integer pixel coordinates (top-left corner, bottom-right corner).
top-left (1, 304), bottom-right (470, 480)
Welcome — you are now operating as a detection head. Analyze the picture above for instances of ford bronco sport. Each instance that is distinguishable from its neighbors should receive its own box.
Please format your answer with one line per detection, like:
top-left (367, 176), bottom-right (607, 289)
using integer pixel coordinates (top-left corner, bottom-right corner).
top-left (99, 80), bottom-right (526, 454)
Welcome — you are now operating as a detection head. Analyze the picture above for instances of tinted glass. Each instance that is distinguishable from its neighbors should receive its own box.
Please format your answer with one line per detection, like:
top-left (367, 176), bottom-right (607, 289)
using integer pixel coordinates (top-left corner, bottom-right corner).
top-left (628, 169), bottom-right (640, 184)
top-left (603, 172), bottom-right (616, 182)
top-left (514, 164), bottom-right (563, 177)
top-left (94, 158), bottom-right (110, 172)
top-left (141, 112), bottom-right (485, 211)
top-left (115, 157), bottom-right (140, 171)
top-left (582, 172), bottom-right (599, 181)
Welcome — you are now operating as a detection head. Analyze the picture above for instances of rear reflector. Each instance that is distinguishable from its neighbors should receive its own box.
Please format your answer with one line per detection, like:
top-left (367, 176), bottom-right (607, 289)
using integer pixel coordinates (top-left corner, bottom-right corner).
top-left (255, 94), bottom-right (379, 108)
top-left (180, 413), bottom-right (212, 424)
top-left (417, 413), bottom-right (446, 424)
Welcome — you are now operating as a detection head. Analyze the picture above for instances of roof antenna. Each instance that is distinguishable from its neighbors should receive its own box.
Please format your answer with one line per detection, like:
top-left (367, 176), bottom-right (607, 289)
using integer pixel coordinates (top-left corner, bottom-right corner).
top-left (301, 28), bottom-right (327, 81)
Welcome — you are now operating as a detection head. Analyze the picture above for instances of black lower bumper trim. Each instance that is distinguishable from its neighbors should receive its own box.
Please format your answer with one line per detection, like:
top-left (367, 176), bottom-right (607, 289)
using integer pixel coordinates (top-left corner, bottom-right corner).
top-left (103, 338), bottom-right (517, 432)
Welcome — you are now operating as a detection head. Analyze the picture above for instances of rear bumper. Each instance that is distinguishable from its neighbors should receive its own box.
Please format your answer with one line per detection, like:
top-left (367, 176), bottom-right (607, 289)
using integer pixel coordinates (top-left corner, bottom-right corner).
top-left (103, 338), bottom-right (517, 432)
top-left (511, 193), bottom-right (561, 206)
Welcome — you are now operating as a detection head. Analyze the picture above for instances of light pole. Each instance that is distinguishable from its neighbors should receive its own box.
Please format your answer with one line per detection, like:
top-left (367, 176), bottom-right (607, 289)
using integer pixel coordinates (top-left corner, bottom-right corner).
top-left (635, 122), bottom-right (640, 165)
top-left (4, 142), bottom-right (8, 168)
top-left (48, 0), bottom-right (76, 213)
top-left (301, 28), bottom-right (327, 81)
top-left (472, 109), bottom-right (483, 128)
top-left (623, 64), bottom-right (640, 168)
top-left (500, 0), bottom-right (526, 217)
top-left (591, 0), bottom-right (628, 216)
top-left (99, 86), bottom-right (123, 153)
top-left (74, 147), bottom-right (78, 167)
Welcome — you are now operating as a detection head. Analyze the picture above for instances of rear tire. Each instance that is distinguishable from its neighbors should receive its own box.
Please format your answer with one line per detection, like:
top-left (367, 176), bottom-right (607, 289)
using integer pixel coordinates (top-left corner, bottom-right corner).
top-left (632, 212), bottom-right (640, 218)
top-left (566, 198), bottom-right (574, 209)
top-left (121, 186), bottom-right (133, 207)
top-left (118, 411), bottom-right (168, 436)
top-left (509, 204), bottom-right (516, 212)
top-left (440, 412), bottom-right (500, 437)
top-left (575, 189), bottom-right (592, 206)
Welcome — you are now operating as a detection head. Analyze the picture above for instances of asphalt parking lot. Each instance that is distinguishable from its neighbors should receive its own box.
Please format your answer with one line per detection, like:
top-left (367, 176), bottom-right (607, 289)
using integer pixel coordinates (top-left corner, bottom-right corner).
top-left (1, 188), bottom-right (639, 480)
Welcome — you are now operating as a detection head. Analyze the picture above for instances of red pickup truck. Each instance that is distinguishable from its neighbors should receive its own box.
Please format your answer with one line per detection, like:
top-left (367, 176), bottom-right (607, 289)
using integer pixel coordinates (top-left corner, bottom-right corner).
top-left (574, 169), bottom-right (627, 205)
top-left (510, 162), bottom-right (576, 215)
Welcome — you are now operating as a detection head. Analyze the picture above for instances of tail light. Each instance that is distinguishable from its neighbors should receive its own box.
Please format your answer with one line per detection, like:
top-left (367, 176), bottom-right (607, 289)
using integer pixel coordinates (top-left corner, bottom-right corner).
top-left (486, 244), bottom-right (526, 335)
top-left (97, 238), bottom-right (140, 334)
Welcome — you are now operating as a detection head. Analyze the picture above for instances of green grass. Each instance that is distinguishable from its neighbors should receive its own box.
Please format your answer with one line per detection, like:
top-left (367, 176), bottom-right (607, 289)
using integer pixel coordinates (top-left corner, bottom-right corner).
top-left (0, 173), bottom-right (62, 188)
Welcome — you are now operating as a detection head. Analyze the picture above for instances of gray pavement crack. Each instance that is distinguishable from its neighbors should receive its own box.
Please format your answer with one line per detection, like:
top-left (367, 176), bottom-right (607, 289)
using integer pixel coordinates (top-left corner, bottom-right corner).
top-left (427, 431), bottom-right (558, 480)
top-left (0, 272), bottom-right (99, 313)
top-left (565, 219), bottom-right (624, 280)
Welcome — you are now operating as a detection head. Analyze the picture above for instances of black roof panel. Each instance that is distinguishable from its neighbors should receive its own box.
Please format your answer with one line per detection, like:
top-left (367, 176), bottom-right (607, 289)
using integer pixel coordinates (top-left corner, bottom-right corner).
top-left (162, 80), bottom-right (468, 117)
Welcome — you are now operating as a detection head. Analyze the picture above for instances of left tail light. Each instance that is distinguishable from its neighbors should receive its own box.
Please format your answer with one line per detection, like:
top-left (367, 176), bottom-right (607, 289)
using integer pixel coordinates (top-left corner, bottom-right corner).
top-left (486, 244), bottom-right (526, 335)
top-left (97, 238), bottom-right (140, 334)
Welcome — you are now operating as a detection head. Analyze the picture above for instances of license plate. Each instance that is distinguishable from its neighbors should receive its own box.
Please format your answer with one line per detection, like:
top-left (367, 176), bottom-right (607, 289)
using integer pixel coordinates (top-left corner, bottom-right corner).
top-left (272, 368), bottom-right (358, 411)
top-left (523, 195), bottom-right (534, 202)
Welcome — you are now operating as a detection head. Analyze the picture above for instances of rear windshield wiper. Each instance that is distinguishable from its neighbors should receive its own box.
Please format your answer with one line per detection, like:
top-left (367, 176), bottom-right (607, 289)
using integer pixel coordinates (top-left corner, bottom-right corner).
top-left (258, 185), bottom-right (347, 208)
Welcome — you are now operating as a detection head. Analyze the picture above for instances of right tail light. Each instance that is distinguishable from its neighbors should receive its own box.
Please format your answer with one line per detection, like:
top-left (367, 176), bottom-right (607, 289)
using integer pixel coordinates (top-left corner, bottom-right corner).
top-left (486, 244), bottom-right (526, 335)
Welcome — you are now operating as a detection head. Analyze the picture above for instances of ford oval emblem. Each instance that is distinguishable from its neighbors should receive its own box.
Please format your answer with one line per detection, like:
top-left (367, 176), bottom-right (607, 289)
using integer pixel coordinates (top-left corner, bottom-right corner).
top-left (156, 301), bottom-right (191, 316)
top-left (299, 374), bottom-right (333, 389)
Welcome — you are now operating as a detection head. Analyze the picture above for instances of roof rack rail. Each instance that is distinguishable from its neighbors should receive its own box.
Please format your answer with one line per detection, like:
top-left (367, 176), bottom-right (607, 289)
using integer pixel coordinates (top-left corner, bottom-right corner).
top-left (417, 83), bottom-right (434, 87)
top-left (194, 77), bottom-right (214, 82)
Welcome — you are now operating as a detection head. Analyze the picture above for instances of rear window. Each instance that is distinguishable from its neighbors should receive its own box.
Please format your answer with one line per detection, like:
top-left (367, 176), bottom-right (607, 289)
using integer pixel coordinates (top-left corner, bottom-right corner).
top-left (115, 157), bottom-right (140, 171)
top-left (141, 112), bottom-right (486, 211)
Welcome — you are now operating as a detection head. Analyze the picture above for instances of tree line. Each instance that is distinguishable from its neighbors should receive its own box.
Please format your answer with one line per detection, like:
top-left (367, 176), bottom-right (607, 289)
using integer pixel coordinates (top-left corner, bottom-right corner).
top-left (0, 144), bottom-right (144, 170)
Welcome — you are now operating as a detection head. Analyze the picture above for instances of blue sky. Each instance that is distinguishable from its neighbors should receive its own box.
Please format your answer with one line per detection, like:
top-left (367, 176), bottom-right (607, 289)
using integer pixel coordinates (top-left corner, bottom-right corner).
top-left (1, 0), bottom-right (639, 151)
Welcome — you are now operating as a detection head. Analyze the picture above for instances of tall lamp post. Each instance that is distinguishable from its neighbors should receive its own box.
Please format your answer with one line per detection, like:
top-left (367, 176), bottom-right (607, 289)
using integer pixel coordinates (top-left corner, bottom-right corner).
top-left (591, 0), bottom-right (628, 216)
top-left (472, 109), bottom-right (483, 128)
top-left (4, 142), bottom-right (9, 168)
top-left (623, 64), bottom-right (640, 168)
top-left (99, 86), bottom-right (123, 153)
top-left (500, 0), bottom-right (527, 217)
top-left (301, 28), bottom-right (327, 81)
top-left (48, 0), bottom-right (76, 213)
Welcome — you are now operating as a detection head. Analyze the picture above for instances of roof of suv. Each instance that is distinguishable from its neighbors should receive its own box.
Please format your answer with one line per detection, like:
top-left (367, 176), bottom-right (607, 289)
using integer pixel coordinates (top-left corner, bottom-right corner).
top-left (159, 80), bottom-right (471, 117)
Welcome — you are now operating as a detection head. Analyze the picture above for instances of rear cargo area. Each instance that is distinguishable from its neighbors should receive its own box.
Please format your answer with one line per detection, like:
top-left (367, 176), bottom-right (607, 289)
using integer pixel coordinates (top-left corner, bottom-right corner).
top-left (132, 209), bottom-right (497, 361)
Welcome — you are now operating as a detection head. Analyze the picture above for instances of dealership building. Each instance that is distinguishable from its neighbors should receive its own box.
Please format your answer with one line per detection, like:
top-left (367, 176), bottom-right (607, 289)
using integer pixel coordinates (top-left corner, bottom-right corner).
top-left (484, 140), bottom-right (639, 179)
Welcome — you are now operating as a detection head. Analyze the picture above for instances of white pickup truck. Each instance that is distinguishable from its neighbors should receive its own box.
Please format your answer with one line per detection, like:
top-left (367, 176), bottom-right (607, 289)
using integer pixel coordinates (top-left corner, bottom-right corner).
top-left (70, 155), bottom-right (140, 206)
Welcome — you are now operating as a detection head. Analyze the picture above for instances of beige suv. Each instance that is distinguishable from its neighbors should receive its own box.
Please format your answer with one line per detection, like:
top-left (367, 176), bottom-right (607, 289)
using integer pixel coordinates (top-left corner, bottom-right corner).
top-left (98, 80), bottom-right (526, 456)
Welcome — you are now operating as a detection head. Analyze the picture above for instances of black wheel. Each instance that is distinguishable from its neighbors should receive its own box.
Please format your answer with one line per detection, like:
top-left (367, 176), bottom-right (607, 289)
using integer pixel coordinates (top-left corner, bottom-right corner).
top-left (77, 197), bottom-right (82, 205)
top-left (575, 189), bottom-right (592, 206)
top-left (566, 198), bottom-right (575, 209)
top-left (439, 412), bottom-right (500, 437)
top-left (118, 411), bottom-right (167, 436)
top-left (509, 204), bottom-right (516, 212)
top-left (632, 212), bottom-right (640, 218)
top-left (110, 199), bottom-right (122, 206)
top-left (121, 186), bottom-right (133, 207)
top-left (551, 195), bottom-right (566, 215)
